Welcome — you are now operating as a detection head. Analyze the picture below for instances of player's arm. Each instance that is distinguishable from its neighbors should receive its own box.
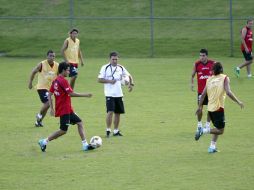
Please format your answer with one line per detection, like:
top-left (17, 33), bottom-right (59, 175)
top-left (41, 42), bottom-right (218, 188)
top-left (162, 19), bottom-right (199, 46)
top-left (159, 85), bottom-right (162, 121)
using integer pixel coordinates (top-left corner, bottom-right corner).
top-left (98, 68), bottom-right (116, 84)
top-left (61, 39), bottom-right (69, 63)
top-left (190, 64), bottom-right (196, 91)
top-left (195, 86), bottom-right (207, 115)
top-left (98, 78), bottom-right (116, 84)
top-left (28, 63), bottom-right (42, 89)
top-left (127, 74), bottom-right (134, 92)
top-left (78, 47), bottom-right (84, 67)
top-left (48, 91), bottom-right (55, 116)
top-left (224, 77), bottom-right (244, 109)
top-left (69, 92), bottom-right (92, 98)
top-left (241, 27), bottom-right (249, 52)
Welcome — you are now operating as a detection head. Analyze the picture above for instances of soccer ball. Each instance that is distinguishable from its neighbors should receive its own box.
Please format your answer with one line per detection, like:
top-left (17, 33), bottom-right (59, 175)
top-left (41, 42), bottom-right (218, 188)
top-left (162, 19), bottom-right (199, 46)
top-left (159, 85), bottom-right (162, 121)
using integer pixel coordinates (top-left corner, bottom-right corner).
top-left (90, 136), bottom-right (102, 148)
top-left (121, 75), bottom-right (130, 86)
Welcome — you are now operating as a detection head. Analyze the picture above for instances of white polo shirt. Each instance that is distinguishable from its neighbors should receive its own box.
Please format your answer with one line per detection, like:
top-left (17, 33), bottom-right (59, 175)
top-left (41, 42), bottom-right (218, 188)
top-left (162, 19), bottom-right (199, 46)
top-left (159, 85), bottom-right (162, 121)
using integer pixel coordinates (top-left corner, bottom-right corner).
top-left (98, 63), bottom-right (130, 97)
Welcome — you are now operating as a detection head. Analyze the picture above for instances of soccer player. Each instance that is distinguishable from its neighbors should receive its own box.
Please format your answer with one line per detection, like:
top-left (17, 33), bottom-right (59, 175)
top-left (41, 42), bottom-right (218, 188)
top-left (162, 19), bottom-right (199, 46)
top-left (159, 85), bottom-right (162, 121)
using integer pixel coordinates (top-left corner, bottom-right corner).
top-left (28, 50), bottom-right (59, 127)
top-left (191, 49), bottom-right (215, 130)
top-left (61, 28), bottom-right (84, 89)
top-left (234, 19), bottom-right (253, 78)
top-left (38, 62), bottom-right (94, 152)
top-left (98, 51), bottom-right (134, 137)
top-left (195, 62), bottom-right (244, 153)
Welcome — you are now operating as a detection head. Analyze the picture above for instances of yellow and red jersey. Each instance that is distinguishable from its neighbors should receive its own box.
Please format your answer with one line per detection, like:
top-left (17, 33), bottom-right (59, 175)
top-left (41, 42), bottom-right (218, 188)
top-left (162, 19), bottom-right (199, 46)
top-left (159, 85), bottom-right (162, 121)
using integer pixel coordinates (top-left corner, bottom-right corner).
top-left (195, 60), bottom-right (215, 94)
top-left (37, 60), bottom-right (58, 90)
top-left (241, 26), bottom-right (253, 51)
top-left (64, 37), bottom-right (80, 65)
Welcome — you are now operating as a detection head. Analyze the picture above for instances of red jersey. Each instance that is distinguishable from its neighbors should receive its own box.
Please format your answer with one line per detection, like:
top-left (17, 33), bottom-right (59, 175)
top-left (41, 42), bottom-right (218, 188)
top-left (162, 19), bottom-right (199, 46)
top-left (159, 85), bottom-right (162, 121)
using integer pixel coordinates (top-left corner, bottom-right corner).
top-left (49, 75), bottom-right (74, 117)
top-left (241, 26), bottom-right (253, 51)
top-left (195, 60), bottom-right (215, 93)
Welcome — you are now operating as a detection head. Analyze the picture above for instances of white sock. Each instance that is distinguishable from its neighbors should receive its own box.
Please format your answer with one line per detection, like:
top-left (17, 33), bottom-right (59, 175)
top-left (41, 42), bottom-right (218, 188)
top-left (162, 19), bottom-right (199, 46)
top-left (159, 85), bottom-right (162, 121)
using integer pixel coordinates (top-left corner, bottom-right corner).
top-left (205, 122), bottom-right (210, 128)
top-left (113, 129), bottom-right (119, 134)
top-left (236, 67), bottom-right (240, 70)
top-left (37, 113), bottom-right (42, 119)
top-left (210, 141), bottom-right (216, 149)
top-left (106, 128), bottom-right (111, 132)
top-left (203, 127), bottom-right (210, 134)
top-left (197, 122), bottom-right (202, 128)
top-left (43, 138), bottom-right (49, 145)
top-left (82, 140), bottom-right (88, 146)
top-left (247, 74), bottom-right (252, 77)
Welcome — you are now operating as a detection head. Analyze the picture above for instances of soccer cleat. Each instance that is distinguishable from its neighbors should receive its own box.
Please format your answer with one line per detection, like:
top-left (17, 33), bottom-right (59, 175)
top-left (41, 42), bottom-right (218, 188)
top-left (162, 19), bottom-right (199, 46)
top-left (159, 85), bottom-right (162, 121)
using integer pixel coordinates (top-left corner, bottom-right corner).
top-left (38, 139), bottom-right (47, 152)
top-left (195, 127), bottom-right (203, 141)
top-left (113, 131), bottom-right (123, 136)
top-left (208, 147), bottom-right (218, 153)
top-left (35, 114), bottom-right (43, 127)
top-left (197, 124), bottom-right (202, 132)
top-left (35, 121), bottom-right (43, 127)
top-left (83, 144), bottom-right (95, 151)
top-left (106, 130), bottom-right (111, 138)
top-left (234, 67), bottom-right (240, 78)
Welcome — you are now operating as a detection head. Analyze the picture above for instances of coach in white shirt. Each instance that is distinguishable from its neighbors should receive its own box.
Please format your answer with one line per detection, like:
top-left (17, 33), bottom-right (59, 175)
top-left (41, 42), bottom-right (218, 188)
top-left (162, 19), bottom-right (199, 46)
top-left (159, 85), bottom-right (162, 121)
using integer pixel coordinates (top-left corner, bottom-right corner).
top-left (98, 51), bottom-right (134, 137)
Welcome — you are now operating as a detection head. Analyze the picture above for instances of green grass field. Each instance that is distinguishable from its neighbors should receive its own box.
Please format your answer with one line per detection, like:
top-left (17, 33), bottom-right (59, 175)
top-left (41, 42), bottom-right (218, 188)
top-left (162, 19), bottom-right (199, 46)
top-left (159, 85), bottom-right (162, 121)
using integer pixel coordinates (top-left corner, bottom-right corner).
top-left (0, 57), bottom-right (253, 190)
top-left (0, 0), bottom-right (254, 58)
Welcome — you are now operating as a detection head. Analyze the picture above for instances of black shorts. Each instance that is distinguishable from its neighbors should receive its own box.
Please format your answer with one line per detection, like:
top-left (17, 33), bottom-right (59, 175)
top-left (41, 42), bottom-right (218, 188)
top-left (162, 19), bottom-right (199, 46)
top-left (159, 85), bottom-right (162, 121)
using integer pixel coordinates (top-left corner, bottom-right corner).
top-left (198, 93), bottom-right (208, 105)
top-left (60, 112), bottom-right (82, 131)
top-left (106, 97), bottom-right (125, 114)
top-left (242, 50), bottom-right (253, 61)
top-left (69, 64), bottom-right (78, 77)
top-left (208, 111), bottom-right (225, 129)
top-left (37, 89), bottom-right (49, 103)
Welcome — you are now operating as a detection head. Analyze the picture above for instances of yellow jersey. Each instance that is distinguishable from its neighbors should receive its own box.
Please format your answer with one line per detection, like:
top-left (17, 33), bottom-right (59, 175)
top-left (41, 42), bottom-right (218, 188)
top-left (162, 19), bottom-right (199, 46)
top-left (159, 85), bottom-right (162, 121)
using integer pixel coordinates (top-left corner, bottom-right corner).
top-left (206, 74), bottom-right (227, 112)
top-left (64, 37), bottom-right (80, 64)
top-left (37, 60), bottom-right (59, 90)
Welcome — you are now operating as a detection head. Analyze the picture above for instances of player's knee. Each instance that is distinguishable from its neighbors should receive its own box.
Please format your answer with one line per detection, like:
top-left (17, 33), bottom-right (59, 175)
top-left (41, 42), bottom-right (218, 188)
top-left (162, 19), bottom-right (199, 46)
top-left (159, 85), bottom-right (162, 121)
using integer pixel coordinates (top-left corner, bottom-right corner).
top-left (77, 122), bottom-right (83, 128)
top-left (45, 102), bottom-right (50, 109)
top-left (107, 111), bottom-right (114, 117)
top-left (218, 129), bottom-right (224, 135)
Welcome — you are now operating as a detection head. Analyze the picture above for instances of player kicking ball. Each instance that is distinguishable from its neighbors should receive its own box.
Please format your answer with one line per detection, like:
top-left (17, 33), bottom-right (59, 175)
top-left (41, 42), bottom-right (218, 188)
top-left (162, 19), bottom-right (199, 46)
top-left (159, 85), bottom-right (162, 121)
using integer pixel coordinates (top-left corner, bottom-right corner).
top-left (195, 62), bottom-right (244, 153)
top-left (38, 62), bottom-right (95, 152)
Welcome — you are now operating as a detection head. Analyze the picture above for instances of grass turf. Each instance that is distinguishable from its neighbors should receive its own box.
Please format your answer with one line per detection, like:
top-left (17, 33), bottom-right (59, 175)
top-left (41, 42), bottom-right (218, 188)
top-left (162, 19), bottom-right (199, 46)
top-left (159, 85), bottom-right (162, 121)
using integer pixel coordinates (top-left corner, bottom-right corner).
top-left (0, 57), bottom-right (253, 190)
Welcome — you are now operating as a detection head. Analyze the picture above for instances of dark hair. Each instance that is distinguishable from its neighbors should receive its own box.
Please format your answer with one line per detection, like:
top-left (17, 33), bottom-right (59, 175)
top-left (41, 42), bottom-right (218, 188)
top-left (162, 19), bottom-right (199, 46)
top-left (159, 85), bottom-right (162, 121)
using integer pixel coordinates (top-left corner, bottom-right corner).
top-left (109, 51), bottom-right (119, 58)
top-left (247, 19), bottom-right (253, 24)
top-left (212, 62), bottom-right (223, 75)
top-left (58, 62), bottom-right (69, 74)
top-left (200, 48), bottom-right (208, 56)
top-left (69, 28), bottom-right (79, 34)
top-left (47, 50), bottom-right (54, 56)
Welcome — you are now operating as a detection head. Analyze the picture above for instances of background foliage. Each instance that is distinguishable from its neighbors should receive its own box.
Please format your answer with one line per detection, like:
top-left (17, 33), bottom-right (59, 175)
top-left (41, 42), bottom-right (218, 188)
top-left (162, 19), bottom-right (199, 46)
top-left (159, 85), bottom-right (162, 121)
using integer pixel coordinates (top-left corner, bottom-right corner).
top-left (0, 0), bottom-right (253, 58)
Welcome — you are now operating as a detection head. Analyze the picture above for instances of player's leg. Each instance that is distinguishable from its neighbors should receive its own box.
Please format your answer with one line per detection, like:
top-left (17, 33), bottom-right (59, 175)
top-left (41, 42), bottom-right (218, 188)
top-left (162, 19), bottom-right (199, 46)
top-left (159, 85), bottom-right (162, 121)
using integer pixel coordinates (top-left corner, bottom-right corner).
top-left (36, 90), bottom-right (49, 127)
top-left (38, 114), bottom-right (69, 152)
top-left (69, 65), bottom-right (78, 89)
top-left (202, 95), bottom-right (210, 128)
top-left (196, 94), bottom-right (203, 130)
top-left (196, 110), bottom-right (225, 138)
top-left (106, 112), bottom-right (113, 137)
top-left (208, 128), bottom-right (224, 153)
top-left (40, 101), bottom-right (50, 120)
top-left (205, 111), bottom-right (225, 153)
top-left (113, 113), bottom-right (121, 136)
top-left (105, 97), bottom-right (115, 137)
top-left (235, 51), bottom-right (253, 77)
top-left (205, 111), bottom-right (211, 129)
top-left (246, 60), bottom-right (253, 77)
top-left (69, 75), bottom-right (77, 89)
top-left (208, 134), bottom-right (219, 153)
top-left (70, 113), bottom-right (94, 151)
top-left (113, 97), bottom-right (125, 136)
